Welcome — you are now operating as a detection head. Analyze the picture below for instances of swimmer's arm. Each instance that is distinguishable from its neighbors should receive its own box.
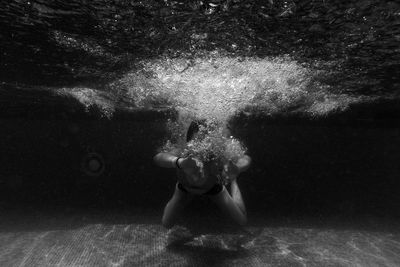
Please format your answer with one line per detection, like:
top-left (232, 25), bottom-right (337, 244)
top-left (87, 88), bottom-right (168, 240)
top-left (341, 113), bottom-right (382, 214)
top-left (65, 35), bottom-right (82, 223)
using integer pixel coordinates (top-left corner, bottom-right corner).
top-left (153, 152), bottom-right (181, 169)
top-left (235, 155), bottom-right (251, 173)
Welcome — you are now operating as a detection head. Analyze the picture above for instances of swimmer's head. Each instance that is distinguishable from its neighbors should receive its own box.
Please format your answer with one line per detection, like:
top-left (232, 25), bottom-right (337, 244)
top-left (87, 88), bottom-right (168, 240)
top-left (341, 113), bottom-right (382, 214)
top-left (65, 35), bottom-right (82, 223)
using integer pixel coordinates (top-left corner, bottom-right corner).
top-left (183, 119), bottom-right (243, 164)
top-left (186, 119), bottom-right (208, 142)
top-left (186, 120), bottom-right (232, 142)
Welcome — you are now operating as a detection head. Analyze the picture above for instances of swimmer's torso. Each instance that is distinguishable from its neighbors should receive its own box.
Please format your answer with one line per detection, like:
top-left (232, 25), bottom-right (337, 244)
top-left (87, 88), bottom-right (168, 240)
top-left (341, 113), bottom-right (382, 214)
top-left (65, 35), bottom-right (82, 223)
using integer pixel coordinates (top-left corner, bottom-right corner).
top-left (169, 147), bottom-right (225, 194)
top-left (176, 166), bottom-right (220, 195)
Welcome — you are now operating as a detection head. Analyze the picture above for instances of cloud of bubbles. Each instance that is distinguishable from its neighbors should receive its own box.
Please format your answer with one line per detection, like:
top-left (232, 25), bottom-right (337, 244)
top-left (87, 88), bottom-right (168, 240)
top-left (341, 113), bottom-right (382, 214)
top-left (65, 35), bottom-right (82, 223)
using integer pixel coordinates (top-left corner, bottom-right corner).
top-left (56, 53), bottom-right (368, 166)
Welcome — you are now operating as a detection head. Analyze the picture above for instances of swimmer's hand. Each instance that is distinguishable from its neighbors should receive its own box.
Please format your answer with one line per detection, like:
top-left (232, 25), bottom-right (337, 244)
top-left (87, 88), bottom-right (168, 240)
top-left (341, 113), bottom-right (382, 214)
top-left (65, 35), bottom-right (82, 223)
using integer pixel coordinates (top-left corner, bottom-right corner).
top-left (223, 155), bottom-right (251, 181)
top-left (223, 160), bottom-right (240, 181)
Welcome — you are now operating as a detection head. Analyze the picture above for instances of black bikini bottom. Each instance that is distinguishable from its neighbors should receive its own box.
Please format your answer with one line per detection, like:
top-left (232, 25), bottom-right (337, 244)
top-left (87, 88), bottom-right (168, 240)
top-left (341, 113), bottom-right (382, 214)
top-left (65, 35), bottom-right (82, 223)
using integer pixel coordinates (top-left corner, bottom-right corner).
top-left (177, 183), bottom-right (223, 195)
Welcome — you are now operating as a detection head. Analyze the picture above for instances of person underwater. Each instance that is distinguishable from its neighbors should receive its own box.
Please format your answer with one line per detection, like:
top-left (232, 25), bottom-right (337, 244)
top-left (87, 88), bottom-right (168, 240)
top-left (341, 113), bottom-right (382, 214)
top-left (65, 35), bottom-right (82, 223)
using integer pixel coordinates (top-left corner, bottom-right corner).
top-left (153, 120), bottom-right (251, 228)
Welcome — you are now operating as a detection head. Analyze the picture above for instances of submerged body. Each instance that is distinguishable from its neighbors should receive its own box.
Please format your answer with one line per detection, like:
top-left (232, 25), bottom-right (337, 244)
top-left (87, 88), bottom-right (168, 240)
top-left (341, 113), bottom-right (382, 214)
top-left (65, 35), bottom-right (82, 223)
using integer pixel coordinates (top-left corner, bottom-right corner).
top-left (154, 121), bottom-right (251, 228)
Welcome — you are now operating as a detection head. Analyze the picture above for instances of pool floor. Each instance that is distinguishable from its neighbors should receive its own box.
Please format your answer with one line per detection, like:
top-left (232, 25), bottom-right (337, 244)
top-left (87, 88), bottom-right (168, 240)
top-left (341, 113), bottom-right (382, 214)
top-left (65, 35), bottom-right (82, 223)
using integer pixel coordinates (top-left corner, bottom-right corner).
top-left (0, 210), bottom-right (399, 267)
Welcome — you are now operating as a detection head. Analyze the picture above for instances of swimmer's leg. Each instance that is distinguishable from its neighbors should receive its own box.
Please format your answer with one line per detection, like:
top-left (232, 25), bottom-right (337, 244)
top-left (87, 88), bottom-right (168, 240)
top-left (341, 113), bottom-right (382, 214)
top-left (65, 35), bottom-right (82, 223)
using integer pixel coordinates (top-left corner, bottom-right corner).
top-left (210, 183), bottom-right (247, 226)
top-left (162, 183), bottom-right (194, 229)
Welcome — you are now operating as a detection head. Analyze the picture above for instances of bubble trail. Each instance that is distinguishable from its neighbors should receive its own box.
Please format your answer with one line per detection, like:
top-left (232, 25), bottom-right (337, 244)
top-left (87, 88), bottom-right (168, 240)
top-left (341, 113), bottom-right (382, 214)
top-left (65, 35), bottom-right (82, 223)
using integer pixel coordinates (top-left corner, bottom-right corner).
top-left (56, 53), bottom-right (370, 164)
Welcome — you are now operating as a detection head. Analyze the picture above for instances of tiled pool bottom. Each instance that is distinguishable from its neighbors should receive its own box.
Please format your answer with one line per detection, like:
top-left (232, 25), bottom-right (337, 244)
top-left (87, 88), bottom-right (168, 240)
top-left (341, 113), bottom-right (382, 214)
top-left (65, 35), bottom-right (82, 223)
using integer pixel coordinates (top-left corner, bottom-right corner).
top-left (0, 211), bottom-right (399, 267)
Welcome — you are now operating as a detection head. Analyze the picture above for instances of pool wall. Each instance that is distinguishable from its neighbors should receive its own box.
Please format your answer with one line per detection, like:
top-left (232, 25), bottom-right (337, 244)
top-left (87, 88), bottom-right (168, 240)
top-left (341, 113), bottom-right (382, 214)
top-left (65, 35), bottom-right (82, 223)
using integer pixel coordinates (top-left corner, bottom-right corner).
top-left (1, 89), bottom-right (399, 218)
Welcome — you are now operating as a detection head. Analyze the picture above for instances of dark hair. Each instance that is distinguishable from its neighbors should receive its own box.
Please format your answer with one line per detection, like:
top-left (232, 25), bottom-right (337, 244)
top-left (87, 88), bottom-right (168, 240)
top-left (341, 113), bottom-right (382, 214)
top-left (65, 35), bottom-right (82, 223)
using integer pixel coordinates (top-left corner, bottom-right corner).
top-left (186, 119), bottom-right (207, 142)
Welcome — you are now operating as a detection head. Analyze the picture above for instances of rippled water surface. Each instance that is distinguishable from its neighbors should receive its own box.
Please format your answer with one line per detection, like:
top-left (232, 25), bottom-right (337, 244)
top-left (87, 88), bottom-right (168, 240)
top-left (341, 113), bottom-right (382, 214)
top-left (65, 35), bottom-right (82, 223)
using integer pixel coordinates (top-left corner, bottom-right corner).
top-left (2, 0), bottom-right (399, 157)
